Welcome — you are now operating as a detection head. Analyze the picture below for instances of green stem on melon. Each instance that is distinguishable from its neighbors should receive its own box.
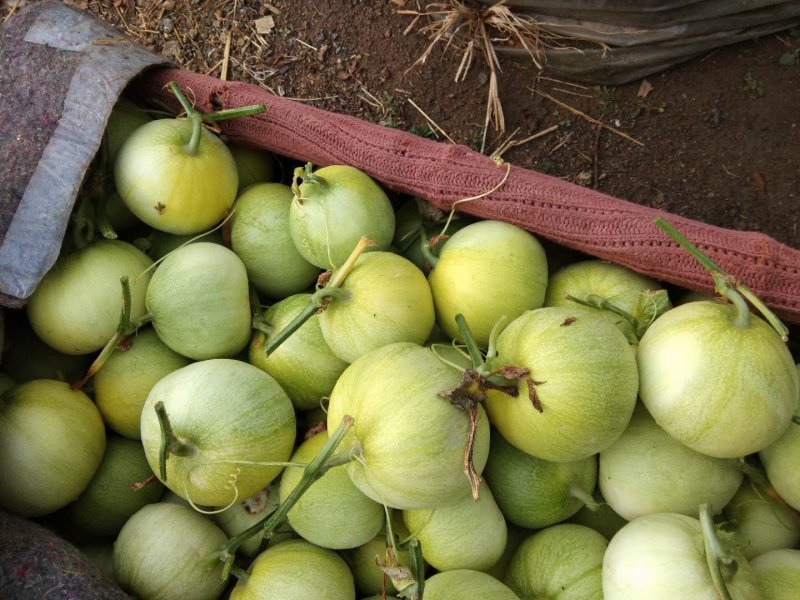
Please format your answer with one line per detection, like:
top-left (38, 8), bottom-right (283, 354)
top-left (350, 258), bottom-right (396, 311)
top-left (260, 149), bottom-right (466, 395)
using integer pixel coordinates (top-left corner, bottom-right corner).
top-left (449, 314), bottom-right (486, 500)
top-left (185, 111), bottom-right (203, 156)
top-left (736, 286), bottom-right (788, 340)
top-left (227, 564), bottom-right (249, 584)
top-left (568, 481), bottom-right (601, 512)
top-left (155, 400), bottom-right (195, 482)
top-left (453, 313), bottom-right (512, 388)
top-left (218, 415), bottom-right (355, 580)
top-left (260, 300), bottom-right (316, 353)
top-left (653, 218), bottom-right (789, 341)
top-left (719, 287), bottom-right (751, 330)
top-left (71, 195), bottom-right (96, 249)
top-left (291, 162), bottom-right (320, 202)
top-left (405, 538), bottom-right (425, 600)
top-left (455, 313), bottom-right (485, 372)
top-left (384, 504), bottom-right (399, 553)
top-left (251, 319), bottom-right (274, 337)
top-left (249, 287), bottom-right (274, 336)
top-left (260, 288), bottom-right (344, 355)
top-left (565, 293), bottom-right (641, 343)
top-left (250, 315), bottom-right (275, 338)
top-left (445, 313), bottom-right (538, 499)
top-left (261, 236), bottom-right (370, 355)
top-left (93, 194), bottom-right (118, 240)
top-left (70, 277), bottom-right (151, 390)
top-left (166, 82), bottom-right (265, 154)
top-left (326, 235), bottom-right (371, 288)
top-left (484, 315), bottom-right (506, 363)
top-left (418, 224), bottom-right (440, 269)
top-left (201, 104), bottom-right (266, 122)
top-left (248, 286), bottom-right (265, 319)
top-left (737, 457), bottom-right (800, 526)
top-left (699, 503), bottom-right (736, 600)
top-left (168, 82), bottom-right (204, 157)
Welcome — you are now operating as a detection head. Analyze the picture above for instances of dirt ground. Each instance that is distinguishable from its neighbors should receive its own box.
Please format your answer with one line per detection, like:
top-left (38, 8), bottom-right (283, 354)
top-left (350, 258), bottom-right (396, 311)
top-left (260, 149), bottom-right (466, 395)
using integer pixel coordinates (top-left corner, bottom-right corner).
top-left (5, 0), bottom-right (800, 249)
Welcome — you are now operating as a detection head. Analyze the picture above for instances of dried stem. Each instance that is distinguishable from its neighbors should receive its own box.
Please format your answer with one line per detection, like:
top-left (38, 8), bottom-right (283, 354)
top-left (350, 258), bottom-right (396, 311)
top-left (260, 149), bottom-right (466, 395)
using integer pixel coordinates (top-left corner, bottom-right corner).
top-left (400, 1), bottom-right (556, 151)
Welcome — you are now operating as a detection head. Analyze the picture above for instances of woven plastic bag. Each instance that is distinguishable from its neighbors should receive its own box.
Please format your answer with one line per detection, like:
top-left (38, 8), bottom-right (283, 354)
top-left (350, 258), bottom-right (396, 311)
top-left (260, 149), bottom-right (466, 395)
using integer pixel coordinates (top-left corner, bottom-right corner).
top-left (479, 0), bottom-right (800, 84)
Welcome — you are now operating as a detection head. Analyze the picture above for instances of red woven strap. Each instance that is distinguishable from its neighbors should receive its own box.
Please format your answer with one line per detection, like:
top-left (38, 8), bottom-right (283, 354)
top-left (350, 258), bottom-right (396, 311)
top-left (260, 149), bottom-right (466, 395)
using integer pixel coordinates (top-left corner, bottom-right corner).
top-left (132, 67), bottom-right (800, 325)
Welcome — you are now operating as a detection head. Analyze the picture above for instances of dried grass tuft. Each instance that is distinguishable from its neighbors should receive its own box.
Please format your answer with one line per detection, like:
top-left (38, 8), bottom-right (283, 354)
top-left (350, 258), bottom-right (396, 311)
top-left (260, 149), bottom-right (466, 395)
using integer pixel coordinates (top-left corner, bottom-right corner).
top-left (399, 0), bottom-right (556, 152)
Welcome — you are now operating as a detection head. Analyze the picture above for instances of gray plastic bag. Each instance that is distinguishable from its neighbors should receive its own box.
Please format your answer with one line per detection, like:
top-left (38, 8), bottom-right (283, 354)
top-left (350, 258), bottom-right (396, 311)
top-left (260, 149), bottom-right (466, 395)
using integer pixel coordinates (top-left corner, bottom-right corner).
top-left (0, 0), bottom-right (167, 309)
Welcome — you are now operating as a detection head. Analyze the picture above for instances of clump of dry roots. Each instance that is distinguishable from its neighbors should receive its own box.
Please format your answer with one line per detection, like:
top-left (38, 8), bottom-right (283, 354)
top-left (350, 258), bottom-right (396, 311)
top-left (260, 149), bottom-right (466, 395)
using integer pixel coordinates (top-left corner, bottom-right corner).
top-left (399, 0), bottom-right (554, 152)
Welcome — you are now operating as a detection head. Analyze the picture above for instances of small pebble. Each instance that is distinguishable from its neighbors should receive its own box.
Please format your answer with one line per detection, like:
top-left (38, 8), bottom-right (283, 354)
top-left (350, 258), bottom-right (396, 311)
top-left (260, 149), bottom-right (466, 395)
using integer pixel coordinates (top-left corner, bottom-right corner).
top-left (161, 17), bottom-right (174, 34)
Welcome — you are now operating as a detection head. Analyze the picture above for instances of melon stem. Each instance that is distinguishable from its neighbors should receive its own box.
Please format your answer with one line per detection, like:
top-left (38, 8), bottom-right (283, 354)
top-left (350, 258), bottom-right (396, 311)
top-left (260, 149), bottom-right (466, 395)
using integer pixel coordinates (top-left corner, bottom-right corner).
top-left (167, 81), bottom-right (265, 157)
top-left (407, 539), bottom-right (425, 600)
top-left (455, 313), bottom-right (484, 371)
top-left (291, 162), bottom-right (320, 201)
top-left (568, 481), bottom-right (601, 512)
top-left (262, 236), bottom-right (371, 355)
top-left (720, 287), bottom-right (751, 330)
top-left (737, 457), bottom-right (800, 526)
top-left (227, 565), bottom-right (249, 584)
top-left (699, 503), bottom-right (735, 600)
top-left (218, 415), bottom-right (355, 580)
top-left (155, 400), bottom-right (195, 483)
top-left (565, 293), bottom-right (641, 343)
top-left (653, 218), bottom-right (788, 340)
top-left (418, 225), bottom-right (440, 269)
top-left (93, 194), bottom-right (118, 240)
top-left (168, 82), bottom-right (203, 156)
top-left (70, 277), bottom-right (150, 390)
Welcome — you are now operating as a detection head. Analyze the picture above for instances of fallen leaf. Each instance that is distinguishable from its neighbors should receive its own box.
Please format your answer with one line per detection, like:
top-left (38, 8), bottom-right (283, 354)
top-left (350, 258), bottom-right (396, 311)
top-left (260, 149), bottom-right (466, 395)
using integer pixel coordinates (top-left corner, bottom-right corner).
top-left (637, 79), bottom-right (653, 99)
top-left (255, 15), bottom-right (275, 35)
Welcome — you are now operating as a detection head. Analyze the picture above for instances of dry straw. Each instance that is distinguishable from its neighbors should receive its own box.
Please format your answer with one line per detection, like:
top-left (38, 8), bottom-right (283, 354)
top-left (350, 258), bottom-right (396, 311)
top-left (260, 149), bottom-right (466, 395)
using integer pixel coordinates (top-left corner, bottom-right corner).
top-left (399, 0), bottom-right (560, 152)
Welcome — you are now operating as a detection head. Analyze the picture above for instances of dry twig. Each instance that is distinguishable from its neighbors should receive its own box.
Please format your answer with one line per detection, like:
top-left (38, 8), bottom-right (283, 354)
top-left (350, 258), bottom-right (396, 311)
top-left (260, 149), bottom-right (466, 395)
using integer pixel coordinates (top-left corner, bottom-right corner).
top-left (407, 98), bottom-right (456, 144)
top-left (534, 89), bottom-right (644, 147)
top-left (490, 124), bottom-right (559, 159)
top-left (220, 30), bottom-right (232, 81)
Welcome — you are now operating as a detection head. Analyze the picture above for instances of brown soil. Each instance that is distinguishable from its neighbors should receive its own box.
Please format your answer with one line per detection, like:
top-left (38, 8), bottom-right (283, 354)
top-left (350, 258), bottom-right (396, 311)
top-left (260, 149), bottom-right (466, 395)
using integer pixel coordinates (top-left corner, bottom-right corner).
top-left (6, 1), bottom-right (800, 249)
